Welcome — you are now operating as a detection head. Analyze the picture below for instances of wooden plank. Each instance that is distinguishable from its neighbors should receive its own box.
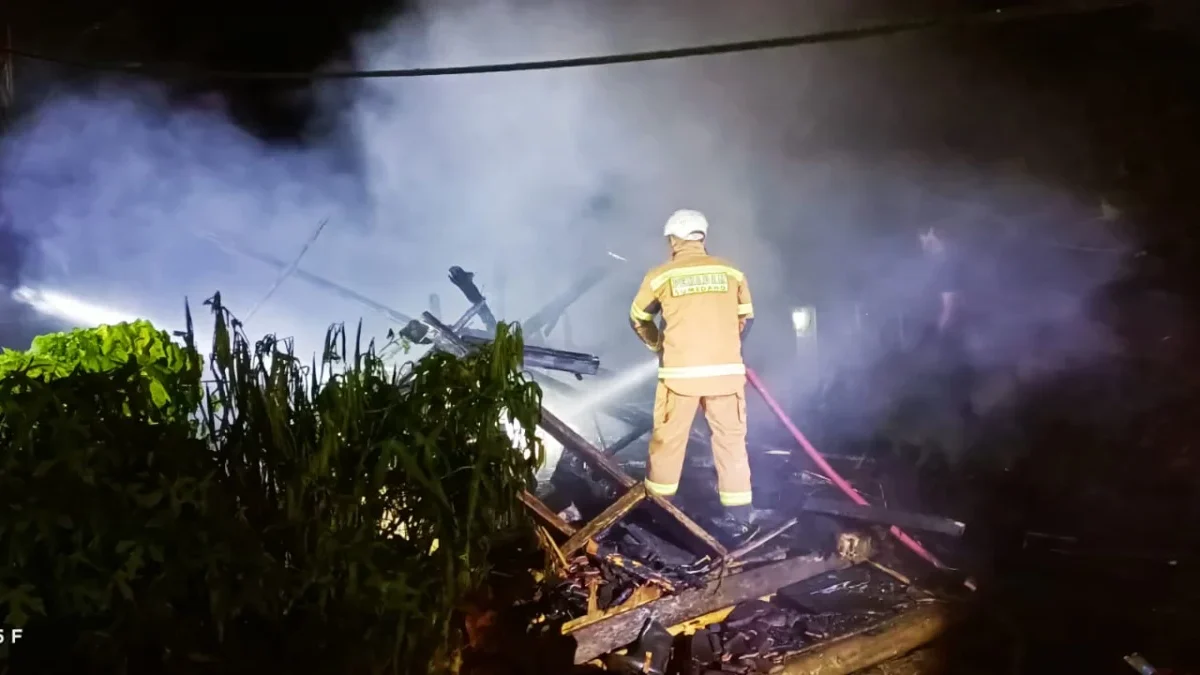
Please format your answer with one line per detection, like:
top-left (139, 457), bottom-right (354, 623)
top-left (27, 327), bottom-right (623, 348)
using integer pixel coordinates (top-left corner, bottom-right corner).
top-left (446, 266), bottom-right (499, 331)
top-left (535, 525), bottom-right (571, 573)
top-left (777, 603), bottom-right (955, 675)
top-left (539, 407), bottom-right (725, 557)
top-left (857, 647), bottom-right (944, 675)
top-left (665, 594), bottom-right (772, 636)
top-left (519, 491), bottom-right (577, 538)
top-left (603, 422), bottom-right (652, 456)
top-left (419, 311), bottom-right (472, 357)
top-left (561, 484), bottom-right (647, 556)
top-left (802, 496), bottom-right (966, 538)
top-left (538, 407), bottom-right (637, 488)
top-left (567, 554), bottom-right (850, 664)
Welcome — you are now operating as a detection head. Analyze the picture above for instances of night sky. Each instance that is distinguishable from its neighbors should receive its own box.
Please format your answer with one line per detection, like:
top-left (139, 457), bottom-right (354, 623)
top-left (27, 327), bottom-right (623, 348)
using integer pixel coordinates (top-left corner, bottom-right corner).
top-left (0, 3), bottom-right (1190, 346)
top-left (4, 1), bottom-right (1200, 330)
top-left (6, 0), bottom-right (409, 138)
top-left (3, 0), bottom-right (403, 343)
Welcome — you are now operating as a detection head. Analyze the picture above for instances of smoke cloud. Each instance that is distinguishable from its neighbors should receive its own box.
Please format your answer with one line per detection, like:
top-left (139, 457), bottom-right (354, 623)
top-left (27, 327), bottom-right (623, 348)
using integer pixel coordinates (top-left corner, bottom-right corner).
top-left (0, 0), bottom-right (1132, 449)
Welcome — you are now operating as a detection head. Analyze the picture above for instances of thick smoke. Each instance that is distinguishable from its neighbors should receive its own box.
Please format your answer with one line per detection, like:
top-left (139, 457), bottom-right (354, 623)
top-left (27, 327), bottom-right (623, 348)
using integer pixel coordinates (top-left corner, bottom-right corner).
top-left (0, 0), bottom-right (1130, 442)
top-left (0, 202), bottom-right (28, 289)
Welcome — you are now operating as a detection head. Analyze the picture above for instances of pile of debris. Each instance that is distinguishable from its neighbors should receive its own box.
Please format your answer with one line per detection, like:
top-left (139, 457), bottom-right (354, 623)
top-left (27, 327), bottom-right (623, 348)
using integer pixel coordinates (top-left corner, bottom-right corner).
top-left (538, 538), bottom-right (708, 625)
top-left (521, 509), bottom-right (958, 674)
top-left (232, 253), bottom-right (971, 673)
top-left (513, 371), bottom-right (970, 673)
top-left (679, 564), bottom-right (937, 674)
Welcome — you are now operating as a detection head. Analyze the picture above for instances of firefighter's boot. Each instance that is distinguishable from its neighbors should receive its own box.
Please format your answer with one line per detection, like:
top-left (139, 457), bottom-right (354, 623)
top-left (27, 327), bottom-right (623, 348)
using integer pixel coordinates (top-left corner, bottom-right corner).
top-left (712, 504), bottom-right (760, 546)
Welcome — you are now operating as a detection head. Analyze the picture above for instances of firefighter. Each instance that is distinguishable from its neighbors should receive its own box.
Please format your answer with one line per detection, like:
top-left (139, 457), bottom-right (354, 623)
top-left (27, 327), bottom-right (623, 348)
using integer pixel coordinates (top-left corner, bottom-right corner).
top-left (918, 227), bottom-right (962, 341)
top-left (917, 226), bottom-right (972, 465)
top-left (629, 209), bottom-right (756, 535)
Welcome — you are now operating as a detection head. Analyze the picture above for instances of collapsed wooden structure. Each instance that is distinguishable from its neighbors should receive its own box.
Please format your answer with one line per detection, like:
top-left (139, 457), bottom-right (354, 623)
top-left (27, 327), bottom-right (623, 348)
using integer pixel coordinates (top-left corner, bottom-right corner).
top-left (226, 245), bottom-right (962, 672)
top-left (522, 414), bottom-right (957, 671)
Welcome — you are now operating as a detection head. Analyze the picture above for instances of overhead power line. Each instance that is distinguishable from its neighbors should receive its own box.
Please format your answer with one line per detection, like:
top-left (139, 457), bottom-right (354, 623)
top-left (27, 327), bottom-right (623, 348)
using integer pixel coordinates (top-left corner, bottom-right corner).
top-left (2, 1), bottom-right (1143, 81)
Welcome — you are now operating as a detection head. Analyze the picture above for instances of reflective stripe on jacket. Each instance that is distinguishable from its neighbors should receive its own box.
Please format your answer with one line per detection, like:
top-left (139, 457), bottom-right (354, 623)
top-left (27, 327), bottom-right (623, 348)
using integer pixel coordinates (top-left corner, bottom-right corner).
top-left (629, 238), bottom-right (754, 396)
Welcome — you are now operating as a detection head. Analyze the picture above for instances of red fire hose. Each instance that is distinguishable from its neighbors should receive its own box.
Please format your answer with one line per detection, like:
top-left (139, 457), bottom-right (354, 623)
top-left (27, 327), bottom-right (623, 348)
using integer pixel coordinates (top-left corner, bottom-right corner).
top-left (746, 368), bottom-right (953, 573)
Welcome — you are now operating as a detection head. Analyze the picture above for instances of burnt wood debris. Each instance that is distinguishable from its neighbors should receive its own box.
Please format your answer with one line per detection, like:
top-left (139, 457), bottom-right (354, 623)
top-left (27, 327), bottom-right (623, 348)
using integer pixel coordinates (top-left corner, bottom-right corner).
top-left (216, 233), bottom-right (971, 673)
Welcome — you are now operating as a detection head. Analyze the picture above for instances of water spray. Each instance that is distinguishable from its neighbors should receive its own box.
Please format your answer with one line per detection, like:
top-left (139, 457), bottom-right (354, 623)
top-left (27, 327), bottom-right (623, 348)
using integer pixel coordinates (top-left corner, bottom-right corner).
top-left (524, 358), bottom-right (659, 482)
top-left (561, 357), bottom-right (659, 419)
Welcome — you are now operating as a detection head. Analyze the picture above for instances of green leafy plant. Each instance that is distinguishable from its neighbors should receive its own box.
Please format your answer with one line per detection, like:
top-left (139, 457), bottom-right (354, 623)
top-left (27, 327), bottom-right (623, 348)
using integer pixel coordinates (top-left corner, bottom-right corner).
top-left (0, 319), bottom-right (202, 423)
top-left (0, 294), bottom-right (542, 675)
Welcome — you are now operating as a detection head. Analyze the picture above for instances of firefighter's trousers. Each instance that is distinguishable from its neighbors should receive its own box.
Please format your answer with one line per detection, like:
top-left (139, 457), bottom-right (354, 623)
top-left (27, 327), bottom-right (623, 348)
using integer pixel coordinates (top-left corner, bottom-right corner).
top-left (644, 381), bottom-right (752, 508)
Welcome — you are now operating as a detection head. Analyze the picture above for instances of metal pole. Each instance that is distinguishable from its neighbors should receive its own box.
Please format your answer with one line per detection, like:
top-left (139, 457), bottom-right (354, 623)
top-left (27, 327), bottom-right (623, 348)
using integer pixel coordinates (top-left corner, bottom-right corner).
top-left (495, 264), bottom-right (507, 320)
top-left (812, 317), bottom-right (821, 390)
top-left (1, 25), bottom-right (13, 122)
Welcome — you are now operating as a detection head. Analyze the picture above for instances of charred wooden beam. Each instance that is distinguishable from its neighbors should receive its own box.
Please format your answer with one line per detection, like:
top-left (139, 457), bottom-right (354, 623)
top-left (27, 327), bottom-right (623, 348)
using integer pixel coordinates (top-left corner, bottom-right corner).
top-left (802, 497), bottom-right (966, 538)
top-left (451, 300), bottom-right (488, 333)
top-left (857, 647), bottom-right (944, 675)
top-left (539, 407), bottom-right (637, 489)
top-left (724, 517), bottom-right (800, 564)
top-left (447, 266), bottom-right (498, 332)
top-left (520, 491), bottom-right (577, 538)
top-left (567, 554), bottom-right (850, 664)
top-left (604, 422), bottom-right (652, 456)
top-left (419, 312), bottom-right (472, 357)
top-left (540, 407), bottom-right (726, 558)
top-left (458, 330), bottom-right (600, 376)
top-left (561, 484), bottom-right (647, 556)
top-left (422, 313), bottom-right (600, 376)
top-left (777, 602), bottom-right (956, 675)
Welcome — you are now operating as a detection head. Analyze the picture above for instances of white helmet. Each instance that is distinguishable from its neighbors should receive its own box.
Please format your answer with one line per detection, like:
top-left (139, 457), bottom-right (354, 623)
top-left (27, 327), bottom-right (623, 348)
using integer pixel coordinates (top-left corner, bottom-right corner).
top-left (663, 209), bottom-right (708, 241)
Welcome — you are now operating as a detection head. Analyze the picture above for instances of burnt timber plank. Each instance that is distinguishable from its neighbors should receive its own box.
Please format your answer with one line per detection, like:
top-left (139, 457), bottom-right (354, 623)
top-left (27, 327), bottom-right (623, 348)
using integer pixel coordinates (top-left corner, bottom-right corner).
top-left (539, 407), bottom-right (726, 557)
top-left (520, 491), bottom-right (577, 538)
top-left (567, 554), bottom-right (850, 664)
top-left (539, 407), bottom-right (637, 489)
top-left (778, 602), bottom-right (955, 675)
top-left (858, 647), bottom-right (944, 675)
top-left (446, 266), bottom-right (498, 332)
top-left (604, 422), bottom-right (652, 456)
top-left (802, 496), bottom-right (966, 538)
top-left (561, 484), bottom-right (647, 556)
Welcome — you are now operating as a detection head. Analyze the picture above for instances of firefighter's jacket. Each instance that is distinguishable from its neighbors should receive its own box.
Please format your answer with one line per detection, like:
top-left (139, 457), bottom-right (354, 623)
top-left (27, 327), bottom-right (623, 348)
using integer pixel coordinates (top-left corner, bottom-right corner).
top-left (630, 238), bottom-right (754, 397)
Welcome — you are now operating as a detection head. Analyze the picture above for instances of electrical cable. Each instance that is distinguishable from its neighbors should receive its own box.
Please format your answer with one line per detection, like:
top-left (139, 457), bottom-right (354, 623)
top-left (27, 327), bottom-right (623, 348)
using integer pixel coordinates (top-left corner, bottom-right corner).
top-left (0, 1), bottom-right (1144, 81)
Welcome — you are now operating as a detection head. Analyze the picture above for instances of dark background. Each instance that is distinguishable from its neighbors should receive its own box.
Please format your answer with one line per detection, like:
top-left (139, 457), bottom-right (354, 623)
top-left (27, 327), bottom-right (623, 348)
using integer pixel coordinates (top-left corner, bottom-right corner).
top-left (3, 0), bottom-right (1200, 346)
top-left (3, 0), bottom-right (409, 138)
